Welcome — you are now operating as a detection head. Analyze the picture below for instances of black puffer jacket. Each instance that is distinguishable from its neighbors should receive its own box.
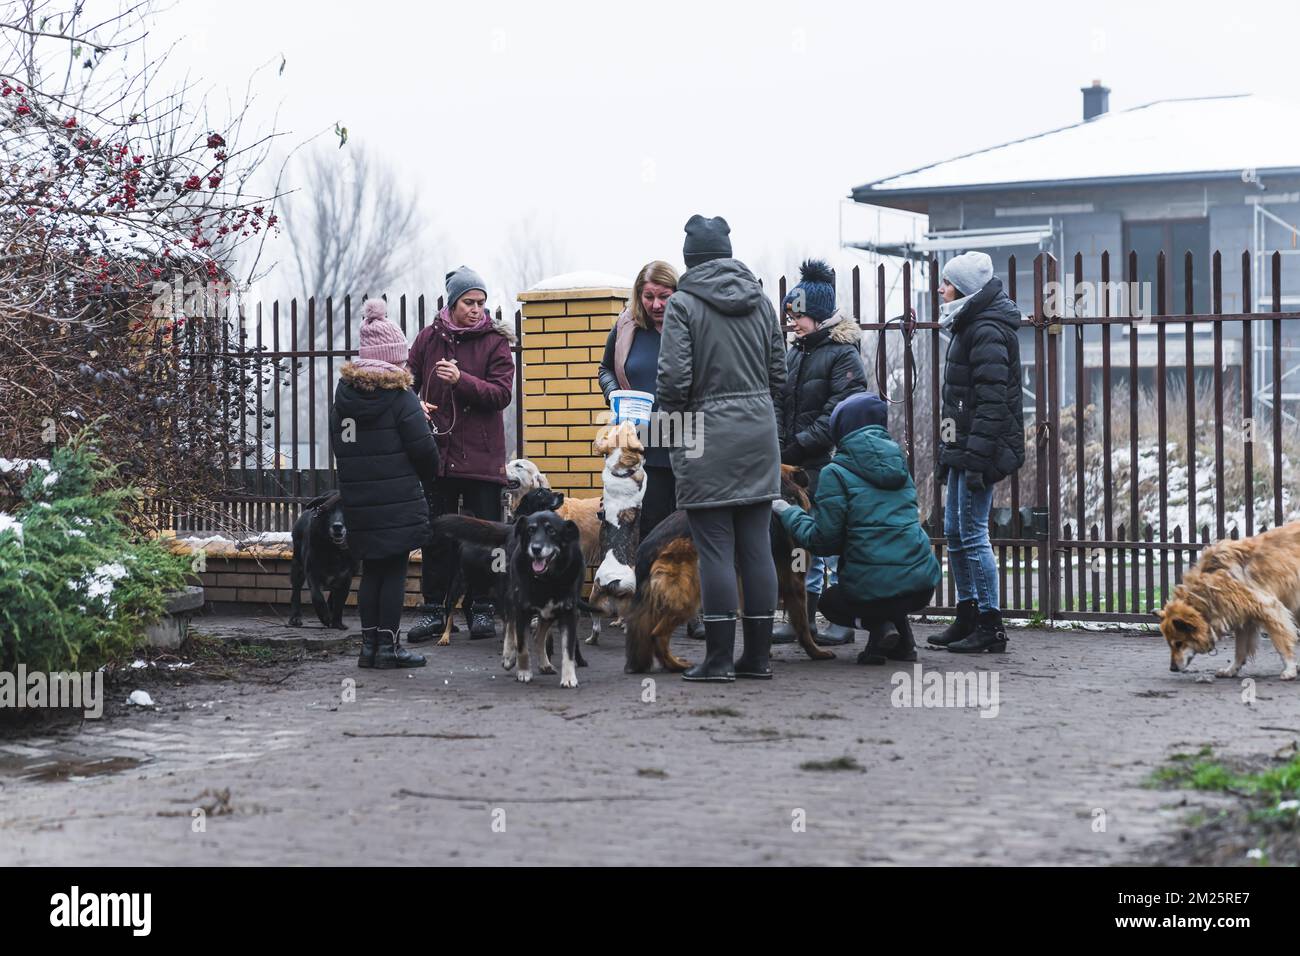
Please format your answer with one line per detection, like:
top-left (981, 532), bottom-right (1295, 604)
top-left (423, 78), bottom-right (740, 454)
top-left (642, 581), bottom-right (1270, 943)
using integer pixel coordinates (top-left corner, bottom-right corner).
top-left (776, 314), bottom-right (867, 471)
top-left (329, 363), bottom-right (440, 560)
top-left (938, 276), bottom-right (1025, 485)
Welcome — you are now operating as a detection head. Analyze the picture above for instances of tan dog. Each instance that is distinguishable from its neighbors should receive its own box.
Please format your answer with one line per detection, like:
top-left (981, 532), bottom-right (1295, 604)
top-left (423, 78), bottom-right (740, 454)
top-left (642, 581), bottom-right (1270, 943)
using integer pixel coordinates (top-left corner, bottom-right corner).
top-left (1156, 522), bottom-right (1300, 681)
top-left (504, 457), bottom-right (602, 565)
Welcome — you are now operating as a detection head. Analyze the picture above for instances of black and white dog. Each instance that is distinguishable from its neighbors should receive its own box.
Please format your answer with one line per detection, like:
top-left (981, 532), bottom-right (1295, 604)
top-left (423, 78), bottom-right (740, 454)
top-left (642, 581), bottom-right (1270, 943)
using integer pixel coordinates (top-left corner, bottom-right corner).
top-left (431, 510), bottom-right (587, 688)
top-left (288, 492), bottom-right (358, 630)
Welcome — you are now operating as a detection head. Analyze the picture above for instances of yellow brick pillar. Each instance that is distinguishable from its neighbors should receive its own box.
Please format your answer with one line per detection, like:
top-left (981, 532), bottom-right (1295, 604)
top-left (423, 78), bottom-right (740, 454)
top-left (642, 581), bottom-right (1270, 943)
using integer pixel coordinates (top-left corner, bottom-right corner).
top-left (517, 273), bottom-right (631, 500)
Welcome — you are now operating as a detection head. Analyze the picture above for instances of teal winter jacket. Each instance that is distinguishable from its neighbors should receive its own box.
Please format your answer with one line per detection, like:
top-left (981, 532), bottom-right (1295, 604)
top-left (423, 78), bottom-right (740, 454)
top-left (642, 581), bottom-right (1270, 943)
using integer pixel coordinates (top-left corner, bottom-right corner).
top-left (779, 424), bottom-right (940, 602)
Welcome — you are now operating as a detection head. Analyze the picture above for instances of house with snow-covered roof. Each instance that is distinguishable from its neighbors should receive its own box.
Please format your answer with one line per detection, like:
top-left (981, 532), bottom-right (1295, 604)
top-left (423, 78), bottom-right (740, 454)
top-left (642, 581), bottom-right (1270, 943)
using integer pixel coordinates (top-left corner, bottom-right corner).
top-left (848, 83), bottom-right (1300, 407)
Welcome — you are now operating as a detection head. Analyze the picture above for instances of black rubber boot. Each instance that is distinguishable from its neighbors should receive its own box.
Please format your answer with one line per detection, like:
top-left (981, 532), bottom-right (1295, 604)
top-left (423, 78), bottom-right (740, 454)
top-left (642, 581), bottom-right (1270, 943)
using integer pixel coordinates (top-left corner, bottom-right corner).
top-left (771, 608), bottom-right (801, 645)
top-left (928, 598), bottom-right (977, 647)
top-left (407, 601), bottom-right (448, 644)
top-left (734, 614), bottom-right (774, 679)
top-left (469, 602), bottom-right (496, 640)
top-left (682, 615), bottom-right (736, 682)
top-left (358, 627), bottom-right (378, 669)
top-left (856, 620), bottom-right (898, 665)
top-left (373, 629), bottom-right (427, 668)
top-left (886, 616), bottom-right (918, 662)
top-left (814, 590), bottom-right (855, 645)
top-left (948, 609), bottom-right (1008, 654)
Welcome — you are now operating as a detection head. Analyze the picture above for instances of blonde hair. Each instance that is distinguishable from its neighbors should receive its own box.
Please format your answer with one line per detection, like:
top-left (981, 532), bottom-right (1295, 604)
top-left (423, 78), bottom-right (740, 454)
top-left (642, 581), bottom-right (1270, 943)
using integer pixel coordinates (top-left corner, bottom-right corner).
top-left (631, 260), bottom-right (679, 330)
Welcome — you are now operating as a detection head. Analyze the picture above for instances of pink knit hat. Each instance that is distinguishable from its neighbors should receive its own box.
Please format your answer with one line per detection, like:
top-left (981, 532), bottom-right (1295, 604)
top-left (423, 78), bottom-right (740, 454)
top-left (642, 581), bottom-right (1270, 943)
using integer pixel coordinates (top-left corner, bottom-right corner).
top-left (355, 298), bottom-right (408, 370)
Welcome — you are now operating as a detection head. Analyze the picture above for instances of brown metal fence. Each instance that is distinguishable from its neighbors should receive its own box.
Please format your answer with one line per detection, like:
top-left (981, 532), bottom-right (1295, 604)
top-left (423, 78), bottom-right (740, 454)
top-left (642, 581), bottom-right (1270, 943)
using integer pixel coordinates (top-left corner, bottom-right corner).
top-left (176, 249), bottom-right (1299, 623)
top-left (170, 294), bottom-right (523, 535)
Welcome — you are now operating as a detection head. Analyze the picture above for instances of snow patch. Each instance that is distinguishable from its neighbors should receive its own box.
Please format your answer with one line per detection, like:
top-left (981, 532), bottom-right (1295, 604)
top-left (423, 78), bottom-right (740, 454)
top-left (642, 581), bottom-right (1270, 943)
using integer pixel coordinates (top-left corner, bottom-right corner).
top-left (527, 270), bottom-right (631, 294)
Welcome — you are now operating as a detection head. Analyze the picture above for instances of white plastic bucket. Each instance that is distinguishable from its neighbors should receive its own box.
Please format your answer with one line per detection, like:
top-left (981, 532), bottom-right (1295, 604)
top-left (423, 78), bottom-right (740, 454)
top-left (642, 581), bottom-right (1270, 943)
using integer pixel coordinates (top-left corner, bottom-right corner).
top-left (609, 389), bottom-right (654, 426)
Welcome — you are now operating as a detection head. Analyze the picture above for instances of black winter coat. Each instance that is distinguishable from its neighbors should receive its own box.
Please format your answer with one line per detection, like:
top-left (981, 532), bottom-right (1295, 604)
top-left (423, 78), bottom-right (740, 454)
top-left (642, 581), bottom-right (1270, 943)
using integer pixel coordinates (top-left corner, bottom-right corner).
top-left (776, 315), bottom-right (867, 471)
top-left (938, 277), bottom-right (1026, 485)
top-left (330, 363), bottom-right (440, 560)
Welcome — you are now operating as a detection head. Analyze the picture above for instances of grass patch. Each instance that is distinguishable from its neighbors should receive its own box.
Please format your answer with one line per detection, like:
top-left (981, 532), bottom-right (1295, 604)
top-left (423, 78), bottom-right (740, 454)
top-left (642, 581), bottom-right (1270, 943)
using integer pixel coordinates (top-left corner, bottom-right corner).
top-left (1150, 747), bottom-right (1300, 802)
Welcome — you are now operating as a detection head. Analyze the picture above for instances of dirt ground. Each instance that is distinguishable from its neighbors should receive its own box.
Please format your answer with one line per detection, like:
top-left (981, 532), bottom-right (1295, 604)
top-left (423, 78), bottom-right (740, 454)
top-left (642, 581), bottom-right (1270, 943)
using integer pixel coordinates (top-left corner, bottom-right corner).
top-left (0, 609), bottom-right (1296, 866)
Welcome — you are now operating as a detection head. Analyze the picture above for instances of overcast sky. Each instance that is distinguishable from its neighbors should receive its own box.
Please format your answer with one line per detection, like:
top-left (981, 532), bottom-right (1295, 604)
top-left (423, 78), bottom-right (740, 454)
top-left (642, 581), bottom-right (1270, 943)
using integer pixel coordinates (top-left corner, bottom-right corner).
top-left (155, 0), bottom-right (1300, 304)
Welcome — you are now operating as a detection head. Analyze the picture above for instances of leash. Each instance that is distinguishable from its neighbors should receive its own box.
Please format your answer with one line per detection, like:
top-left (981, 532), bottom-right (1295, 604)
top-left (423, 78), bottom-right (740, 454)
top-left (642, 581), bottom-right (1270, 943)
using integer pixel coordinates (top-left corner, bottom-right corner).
top-left (420, 357), bottom-right (459, 437)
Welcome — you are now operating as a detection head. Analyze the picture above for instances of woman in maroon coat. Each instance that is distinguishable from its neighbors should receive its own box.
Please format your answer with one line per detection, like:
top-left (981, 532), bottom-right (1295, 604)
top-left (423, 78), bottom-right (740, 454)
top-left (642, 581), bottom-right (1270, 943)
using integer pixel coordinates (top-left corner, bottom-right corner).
top-left (406, 266), bottom-right (516, 643)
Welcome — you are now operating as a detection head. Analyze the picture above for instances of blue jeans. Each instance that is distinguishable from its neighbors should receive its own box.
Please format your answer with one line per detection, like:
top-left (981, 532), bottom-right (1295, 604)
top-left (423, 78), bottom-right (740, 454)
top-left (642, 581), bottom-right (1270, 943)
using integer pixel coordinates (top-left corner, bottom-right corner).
top-left (806, 553), bottom-right (839, 595)
top-left (944, 469), bottom-right (998, 613)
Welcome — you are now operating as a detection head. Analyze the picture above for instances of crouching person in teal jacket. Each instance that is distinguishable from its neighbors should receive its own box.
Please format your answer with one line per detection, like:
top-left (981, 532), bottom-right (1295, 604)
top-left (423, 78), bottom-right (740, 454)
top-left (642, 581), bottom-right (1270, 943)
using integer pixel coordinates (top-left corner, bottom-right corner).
top-left (773, 393), bottom-right (941, 665)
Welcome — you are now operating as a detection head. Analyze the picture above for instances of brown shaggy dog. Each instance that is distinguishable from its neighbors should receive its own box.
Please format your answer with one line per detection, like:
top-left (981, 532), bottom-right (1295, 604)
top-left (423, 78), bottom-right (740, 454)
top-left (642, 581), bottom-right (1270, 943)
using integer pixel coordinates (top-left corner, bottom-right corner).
top-left (1156, 522), bottom-right (1300, 681)
top-left (623, 465), bottom-right (834, 672)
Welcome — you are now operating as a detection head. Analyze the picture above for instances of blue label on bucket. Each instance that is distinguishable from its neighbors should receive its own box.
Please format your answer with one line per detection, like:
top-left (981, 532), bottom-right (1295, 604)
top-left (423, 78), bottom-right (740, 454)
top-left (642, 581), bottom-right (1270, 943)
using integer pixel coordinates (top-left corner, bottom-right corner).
top-left (610, 389), bottom-right (653, 425)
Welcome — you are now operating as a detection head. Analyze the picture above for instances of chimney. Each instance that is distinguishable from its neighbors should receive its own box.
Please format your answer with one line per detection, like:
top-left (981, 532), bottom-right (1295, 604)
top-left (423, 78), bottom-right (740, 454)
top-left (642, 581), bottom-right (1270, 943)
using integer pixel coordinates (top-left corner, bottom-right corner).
top-left (1082, 79), bottom-right (1110, 121)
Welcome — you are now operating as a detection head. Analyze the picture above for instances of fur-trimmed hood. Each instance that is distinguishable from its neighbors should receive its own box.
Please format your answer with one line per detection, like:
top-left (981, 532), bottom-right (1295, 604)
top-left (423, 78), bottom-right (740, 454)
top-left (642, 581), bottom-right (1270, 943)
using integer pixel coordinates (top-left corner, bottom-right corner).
top-left (339, 362), bottom-right (414, 391)
top-left (827, 312), bottom-right (862, 345)
top-left (791, 311), bottom-right (861, 351)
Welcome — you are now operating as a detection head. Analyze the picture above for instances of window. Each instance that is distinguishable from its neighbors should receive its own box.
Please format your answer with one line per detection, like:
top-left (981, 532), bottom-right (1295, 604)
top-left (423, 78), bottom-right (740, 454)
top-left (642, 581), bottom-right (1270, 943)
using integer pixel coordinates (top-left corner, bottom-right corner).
top-left (1122, 219), bottom-right (1210, 315)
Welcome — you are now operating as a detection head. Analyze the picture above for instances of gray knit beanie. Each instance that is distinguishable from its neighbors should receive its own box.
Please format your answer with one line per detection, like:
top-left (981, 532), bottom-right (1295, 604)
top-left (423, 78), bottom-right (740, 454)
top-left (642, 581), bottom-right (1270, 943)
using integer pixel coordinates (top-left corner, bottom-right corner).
top-left (941, 251), bottom-right (994, 297)
top-left (445, 265), bottom-right (487, 308)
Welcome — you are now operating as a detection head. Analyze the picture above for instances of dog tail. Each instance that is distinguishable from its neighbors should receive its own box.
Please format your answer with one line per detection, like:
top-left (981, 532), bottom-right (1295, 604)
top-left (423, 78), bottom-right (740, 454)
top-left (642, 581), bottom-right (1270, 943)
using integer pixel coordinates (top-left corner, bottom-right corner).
top-left (430, 514), bottom-right (511, 547)
top-left (623, 593), bottom-right (656, 673)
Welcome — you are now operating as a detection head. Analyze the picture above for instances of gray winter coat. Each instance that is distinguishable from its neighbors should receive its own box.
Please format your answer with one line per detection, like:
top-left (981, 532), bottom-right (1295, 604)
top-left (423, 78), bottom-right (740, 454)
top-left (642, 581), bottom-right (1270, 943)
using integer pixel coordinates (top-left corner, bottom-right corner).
top-left (655, 258), bottom-right (785, 509)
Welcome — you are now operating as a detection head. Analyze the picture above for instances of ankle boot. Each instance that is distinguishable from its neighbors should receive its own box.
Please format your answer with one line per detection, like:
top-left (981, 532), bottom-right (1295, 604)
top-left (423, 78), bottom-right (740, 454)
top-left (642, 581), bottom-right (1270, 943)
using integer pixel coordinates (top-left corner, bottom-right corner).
top-left (408, 601), bottom-right (448, 644)
top-left (814, 590), bottom-right (856, 645)
top-left (734, 614), bottom-right (774, 679)
top-left (373, 628), bottom-right (427, 669)
top-left (682, 615), bottom-right (736, 682)
top-left (886, 616), bottom-right (918, 662)
top-left (358, 627), bottom-right (378, 668)
top-left (948, 609), bottom-right (1008, 654)
top-left (928, 598), bottom-right (978, 647)
top-left (469, 602), bottom-right (496, 641)
top-left (856, 620), bottom-right (898, 665)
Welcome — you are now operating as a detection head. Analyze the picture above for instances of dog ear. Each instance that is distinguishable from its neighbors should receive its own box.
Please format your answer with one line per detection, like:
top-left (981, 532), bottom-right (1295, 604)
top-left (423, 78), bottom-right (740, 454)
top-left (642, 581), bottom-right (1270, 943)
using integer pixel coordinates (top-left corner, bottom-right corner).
top-left (514, 515), bottom-right (530, 539)
top-left (549, 491), bottom-right (565, 510)
top-left (1171, 615), bottom-right (1195, 634)
top-left (302, 493), bottom-right (332, 512)
top-left (1152, 607), bottom-right (1165, 621)
top-left (562, 519), bottom-right (581, 543)
top-left (788, 468), bottom-right (810, 489)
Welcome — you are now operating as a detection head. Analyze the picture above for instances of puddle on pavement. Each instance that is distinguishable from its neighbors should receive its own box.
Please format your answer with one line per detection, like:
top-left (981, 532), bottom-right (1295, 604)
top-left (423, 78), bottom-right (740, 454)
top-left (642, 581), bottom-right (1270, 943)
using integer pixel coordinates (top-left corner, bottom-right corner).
top-left (0, 753), bottom-right (147, 783)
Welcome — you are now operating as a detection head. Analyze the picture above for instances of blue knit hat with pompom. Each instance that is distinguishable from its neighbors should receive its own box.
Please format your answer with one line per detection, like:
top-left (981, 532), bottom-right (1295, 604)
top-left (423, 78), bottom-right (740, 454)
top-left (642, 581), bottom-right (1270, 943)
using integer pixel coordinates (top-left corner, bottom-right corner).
top-left (782, 258), bottom-right (836, 322)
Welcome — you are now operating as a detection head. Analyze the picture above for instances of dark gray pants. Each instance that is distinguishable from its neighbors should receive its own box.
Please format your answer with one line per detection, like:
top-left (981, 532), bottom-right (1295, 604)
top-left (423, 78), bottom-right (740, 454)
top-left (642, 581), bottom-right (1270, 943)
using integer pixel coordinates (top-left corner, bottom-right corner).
top-left (685, 502), bottom-right (778, 617)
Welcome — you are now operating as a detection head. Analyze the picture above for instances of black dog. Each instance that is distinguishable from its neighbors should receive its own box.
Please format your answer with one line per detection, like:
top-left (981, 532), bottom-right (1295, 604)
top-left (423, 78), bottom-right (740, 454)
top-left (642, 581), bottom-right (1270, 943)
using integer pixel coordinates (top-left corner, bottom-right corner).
top-left (288, 492), bottom-right (359, 630)
top-left (438, 486), bottom-right (570, 644)
top-left (431, 510), bottom-right (587, 687)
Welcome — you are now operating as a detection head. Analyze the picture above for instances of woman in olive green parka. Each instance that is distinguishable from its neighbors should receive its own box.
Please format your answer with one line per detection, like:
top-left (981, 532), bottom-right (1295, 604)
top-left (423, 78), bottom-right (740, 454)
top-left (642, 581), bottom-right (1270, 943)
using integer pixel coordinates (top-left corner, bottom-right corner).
top-left (774, 393), bottom-right (939, 665)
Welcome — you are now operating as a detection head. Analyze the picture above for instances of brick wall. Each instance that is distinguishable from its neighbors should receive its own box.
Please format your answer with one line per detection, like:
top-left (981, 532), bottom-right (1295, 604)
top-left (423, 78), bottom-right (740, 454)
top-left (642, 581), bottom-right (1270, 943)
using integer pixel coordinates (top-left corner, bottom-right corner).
top-left (193, 550), bottom-right (427, 609)
top-left (517, 286), bottom-right (630, 499)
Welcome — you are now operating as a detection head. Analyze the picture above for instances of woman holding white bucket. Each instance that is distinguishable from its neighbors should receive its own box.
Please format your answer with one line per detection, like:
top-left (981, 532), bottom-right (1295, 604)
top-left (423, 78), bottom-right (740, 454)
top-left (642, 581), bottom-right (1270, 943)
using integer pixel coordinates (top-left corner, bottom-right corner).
top-left (599, 259), bottom-right (679, 537)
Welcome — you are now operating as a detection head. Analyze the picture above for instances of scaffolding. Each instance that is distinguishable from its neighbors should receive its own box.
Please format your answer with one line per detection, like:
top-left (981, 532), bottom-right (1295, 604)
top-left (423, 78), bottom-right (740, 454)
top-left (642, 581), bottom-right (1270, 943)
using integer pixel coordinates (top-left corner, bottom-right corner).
top-left (1251, 201), bottom-right (1300, 424)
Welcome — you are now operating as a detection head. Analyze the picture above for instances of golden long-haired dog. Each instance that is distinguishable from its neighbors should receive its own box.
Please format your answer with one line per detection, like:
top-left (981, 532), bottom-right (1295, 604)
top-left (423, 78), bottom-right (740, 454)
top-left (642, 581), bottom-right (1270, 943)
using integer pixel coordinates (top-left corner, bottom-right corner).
top-left (1156, 522), bottom-right (1300, 681)
top-left (623, 465), bottom-right (834, 672)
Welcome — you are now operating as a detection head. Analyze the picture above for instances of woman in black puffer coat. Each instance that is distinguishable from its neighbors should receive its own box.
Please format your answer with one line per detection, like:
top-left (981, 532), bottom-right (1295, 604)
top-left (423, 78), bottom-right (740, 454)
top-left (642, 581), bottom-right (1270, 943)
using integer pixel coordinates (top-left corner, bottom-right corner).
top-left (774, 259), bottom-right (867, 645)
top-left (929, 252), bottom-right (1025, 655)
top-left (330, 299), bottom-right (439, 669)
